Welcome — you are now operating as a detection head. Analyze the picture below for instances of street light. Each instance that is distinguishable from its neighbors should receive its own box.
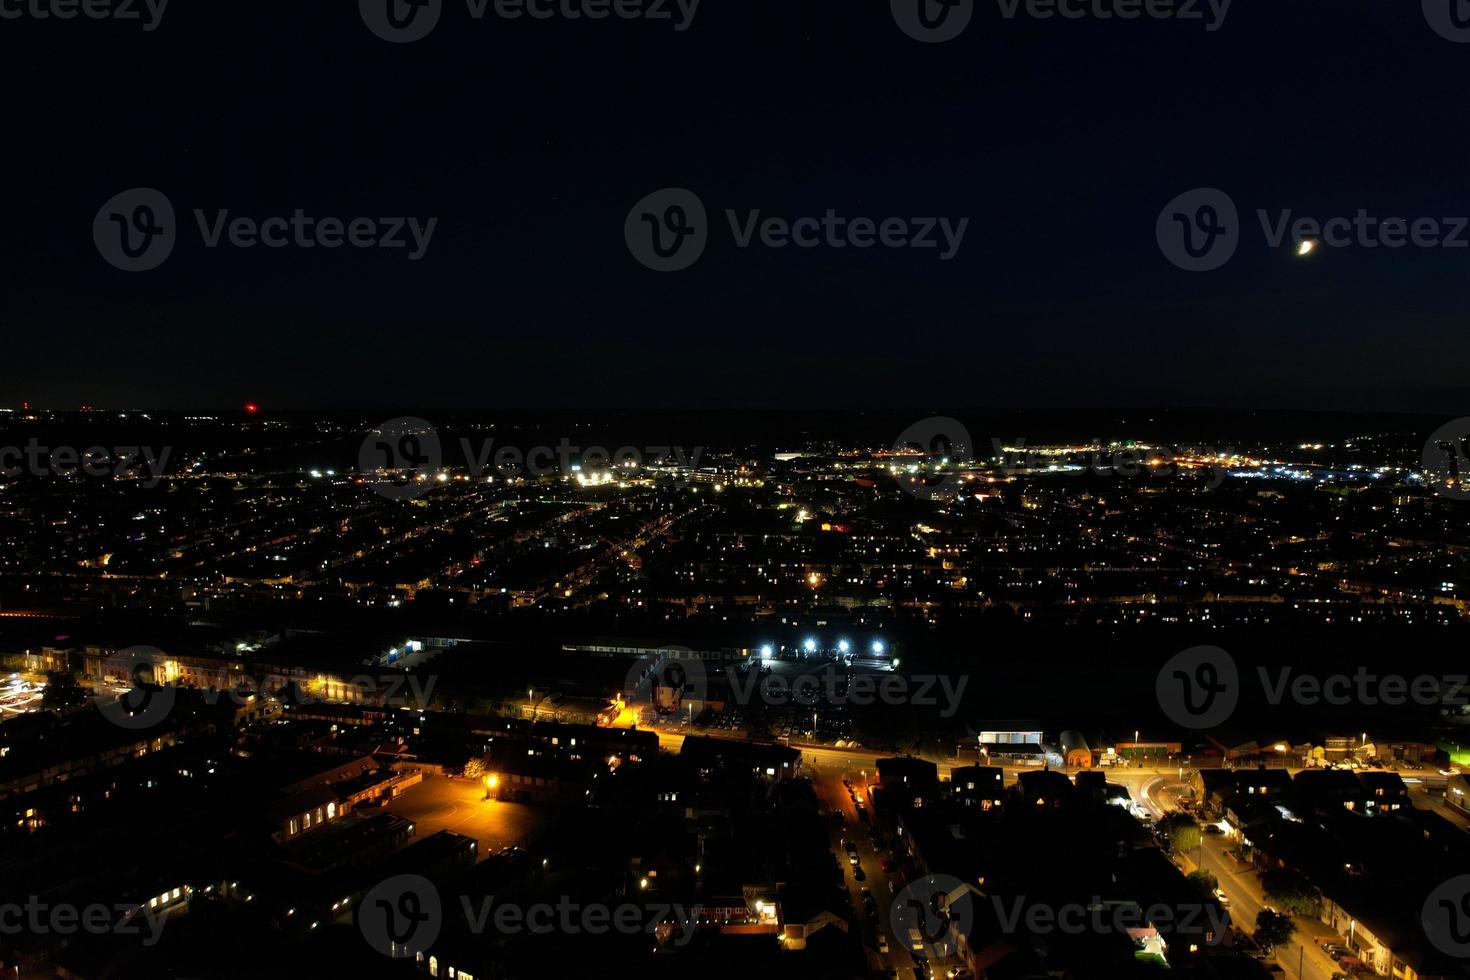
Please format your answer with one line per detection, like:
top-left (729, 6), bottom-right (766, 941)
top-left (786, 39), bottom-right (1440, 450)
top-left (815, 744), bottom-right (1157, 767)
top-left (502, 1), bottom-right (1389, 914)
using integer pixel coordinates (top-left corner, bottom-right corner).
top-left (803, 637), bottom-right (817, 655)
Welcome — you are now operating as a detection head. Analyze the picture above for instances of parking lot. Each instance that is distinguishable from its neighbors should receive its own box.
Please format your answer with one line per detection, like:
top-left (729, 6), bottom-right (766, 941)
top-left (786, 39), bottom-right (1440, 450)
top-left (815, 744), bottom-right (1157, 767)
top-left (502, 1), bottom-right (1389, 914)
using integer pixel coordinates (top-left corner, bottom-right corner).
top-left (384, 772), bottom-right (545, 858)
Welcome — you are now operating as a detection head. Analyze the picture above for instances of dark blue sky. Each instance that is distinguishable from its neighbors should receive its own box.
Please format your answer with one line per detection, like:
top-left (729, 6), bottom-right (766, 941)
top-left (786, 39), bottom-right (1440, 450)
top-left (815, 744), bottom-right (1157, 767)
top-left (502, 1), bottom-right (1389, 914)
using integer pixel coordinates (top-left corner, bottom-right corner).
top-left (5, 0), bottom-right (1468, 412)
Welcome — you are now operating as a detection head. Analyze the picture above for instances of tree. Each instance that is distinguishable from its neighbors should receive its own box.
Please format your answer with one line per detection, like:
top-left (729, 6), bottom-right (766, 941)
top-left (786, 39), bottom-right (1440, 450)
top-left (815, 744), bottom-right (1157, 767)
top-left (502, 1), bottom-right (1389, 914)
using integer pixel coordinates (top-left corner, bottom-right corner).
top-left (1159, 812), bottom-right (1201, 854)
top-left (1187, 869), bottom-right (1219, 894)
top-left (1253, 909), bottom-right (1295, 952)
top-left (463, 756), bottom-right (486, 781)
top-left (1261, 867), bottom-right (1321, 917)
top-left (41, 671), bottom-right (86, 711)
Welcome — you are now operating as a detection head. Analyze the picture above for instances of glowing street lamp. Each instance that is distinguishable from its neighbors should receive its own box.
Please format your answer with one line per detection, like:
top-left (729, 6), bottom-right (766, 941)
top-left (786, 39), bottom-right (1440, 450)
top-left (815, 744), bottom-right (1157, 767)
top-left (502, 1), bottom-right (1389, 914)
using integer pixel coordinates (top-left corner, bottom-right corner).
top-left (871, 640), bottom-right (884, 655)
top-left (759, 644), bottom-right (774, 660)
top-left (803, 637), bottom-right (817, 655)
top-left (837, 639), bottom-right (850, 655)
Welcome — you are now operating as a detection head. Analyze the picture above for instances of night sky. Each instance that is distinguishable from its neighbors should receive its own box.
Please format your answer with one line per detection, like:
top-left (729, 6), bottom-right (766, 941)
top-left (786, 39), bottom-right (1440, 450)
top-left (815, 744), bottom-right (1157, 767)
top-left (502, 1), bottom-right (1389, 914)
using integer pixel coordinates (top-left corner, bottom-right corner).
top-left (5, 0), bottom-right (1468, 412)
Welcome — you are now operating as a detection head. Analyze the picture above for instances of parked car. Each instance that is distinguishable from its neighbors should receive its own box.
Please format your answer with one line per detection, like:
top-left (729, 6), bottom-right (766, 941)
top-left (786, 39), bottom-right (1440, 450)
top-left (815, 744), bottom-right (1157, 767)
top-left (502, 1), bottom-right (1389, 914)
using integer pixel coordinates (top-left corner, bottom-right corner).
top-left (854, 865), bottom-right (866, 882)
top-left (1323, 944), bottom-right (1353, 961)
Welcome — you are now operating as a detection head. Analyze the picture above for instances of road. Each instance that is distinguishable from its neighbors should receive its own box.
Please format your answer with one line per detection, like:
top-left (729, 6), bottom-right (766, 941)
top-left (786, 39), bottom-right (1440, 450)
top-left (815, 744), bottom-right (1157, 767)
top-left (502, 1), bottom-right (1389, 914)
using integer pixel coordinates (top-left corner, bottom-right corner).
top-left (808, 758), bottom-right (919, 978)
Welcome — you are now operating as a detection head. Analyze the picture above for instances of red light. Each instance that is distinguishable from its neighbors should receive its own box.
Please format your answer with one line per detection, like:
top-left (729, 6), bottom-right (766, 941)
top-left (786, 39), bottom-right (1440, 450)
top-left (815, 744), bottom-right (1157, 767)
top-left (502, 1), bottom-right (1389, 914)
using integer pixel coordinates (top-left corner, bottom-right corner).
top-left (244, 403), bottom-right (259, 414)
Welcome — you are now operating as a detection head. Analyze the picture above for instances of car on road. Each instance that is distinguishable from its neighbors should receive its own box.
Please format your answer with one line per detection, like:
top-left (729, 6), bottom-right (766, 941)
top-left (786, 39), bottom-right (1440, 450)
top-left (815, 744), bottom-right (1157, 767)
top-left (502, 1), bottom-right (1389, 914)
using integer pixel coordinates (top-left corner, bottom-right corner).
top-left (854, 865), bottom-right (866, 882)
top-left (1204, 823), bottom-right (1225, 835)
top-left (1323, 944), bottom-right (1353, 961)
top-left (1213, 888), bottom-right (1230, 908)
top-left (844, 840), bottom-right (860, 865)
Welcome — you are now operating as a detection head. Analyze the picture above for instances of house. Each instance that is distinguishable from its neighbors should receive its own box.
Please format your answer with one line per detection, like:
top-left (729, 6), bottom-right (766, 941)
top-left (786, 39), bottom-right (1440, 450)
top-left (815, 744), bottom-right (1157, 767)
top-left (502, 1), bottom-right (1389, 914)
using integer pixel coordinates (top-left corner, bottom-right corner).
top-left (877, 756), bottom-right (938, 805)
top-left (1356, 771), bottom-right (1408, 815)
top-left (948, 765), bottom-right (1005, 811)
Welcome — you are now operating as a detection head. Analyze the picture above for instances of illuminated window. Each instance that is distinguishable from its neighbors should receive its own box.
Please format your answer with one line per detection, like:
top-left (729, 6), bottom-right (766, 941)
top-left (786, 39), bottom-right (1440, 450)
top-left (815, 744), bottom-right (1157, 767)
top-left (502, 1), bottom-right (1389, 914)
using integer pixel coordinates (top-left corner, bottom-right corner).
top-left (172, 888), bottom-right (181, 900)
top-left (429, 957), bottom-right (438, 977)
top-left (289, 818), bottom-right (298, 835)
top-left (327, 802), bottom-right (337, 818)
